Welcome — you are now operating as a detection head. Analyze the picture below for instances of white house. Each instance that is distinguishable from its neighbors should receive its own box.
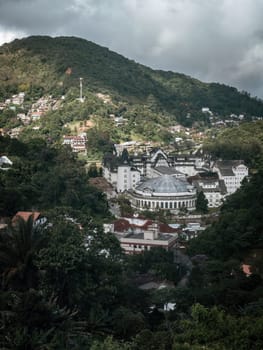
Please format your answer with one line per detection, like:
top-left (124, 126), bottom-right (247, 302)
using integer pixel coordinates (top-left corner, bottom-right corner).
top-left (193, 178), bottom-right (227, 208)
top-left (116, 164), bottom-right (141, 192)
top-left (63, 134), bottom-right (87, 153)
top-left (213, 160), bottom-right (248, 194)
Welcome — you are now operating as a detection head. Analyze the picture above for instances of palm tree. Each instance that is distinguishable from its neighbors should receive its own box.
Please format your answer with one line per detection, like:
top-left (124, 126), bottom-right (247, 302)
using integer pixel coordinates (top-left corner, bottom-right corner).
top-left (0, 215), bottom-right (91, 349)
top-left (0, 214), bottom-right (46, 290)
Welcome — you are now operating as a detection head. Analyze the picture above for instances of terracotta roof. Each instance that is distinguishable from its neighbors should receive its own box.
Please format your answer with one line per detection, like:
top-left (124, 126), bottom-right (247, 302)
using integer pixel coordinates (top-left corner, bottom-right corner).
top-left (242, 264), bottom-right (252, 276)
top-left (113, 218), bottom-right (179, 235)
top-left (159, 223), bottom-right (179, 234)
top-left (114, 219), bottom-right (131, 232)
top-left (13, 211), bottom-right (41, 222)
top-left (114, 218), bottom-right (153, 232)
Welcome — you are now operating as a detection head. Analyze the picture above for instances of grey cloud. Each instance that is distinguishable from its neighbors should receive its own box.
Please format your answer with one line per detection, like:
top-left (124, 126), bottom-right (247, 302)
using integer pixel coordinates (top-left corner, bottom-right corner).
top-left (0, 0), bottom-right (263, 98)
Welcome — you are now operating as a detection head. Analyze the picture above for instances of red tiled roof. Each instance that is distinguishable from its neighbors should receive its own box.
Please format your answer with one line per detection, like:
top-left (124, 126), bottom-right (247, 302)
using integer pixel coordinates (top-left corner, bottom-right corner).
top-left (113, 218), bottom-right (176, 234)
top-left (242, 264), bottom-right (252, 276)
top-left (13, 211), bottom-right (41, 222)
top-left (133, 220), bottom-right (153, 230)
top-left (159, 223), bottom-right (179, 234)
top-left (114, 218), bottom-right (154, 232)
top-left (114, 219), bottom-right (131, 232)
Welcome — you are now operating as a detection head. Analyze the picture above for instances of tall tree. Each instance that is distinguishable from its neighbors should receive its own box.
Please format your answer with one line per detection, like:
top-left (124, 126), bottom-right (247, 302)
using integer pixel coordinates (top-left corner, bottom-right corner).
top-left (196, 191), bottom-right (208, 213)
top-left (0, 215), bottom-right (46, 290)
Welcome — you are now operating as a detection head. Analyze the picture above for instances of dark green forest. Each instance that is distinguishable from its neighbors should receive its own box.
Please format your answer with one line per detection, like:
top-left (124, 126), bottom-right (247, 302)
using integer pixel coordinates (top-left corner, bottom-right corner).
top-left (0, 136), bottom-right (109, 219)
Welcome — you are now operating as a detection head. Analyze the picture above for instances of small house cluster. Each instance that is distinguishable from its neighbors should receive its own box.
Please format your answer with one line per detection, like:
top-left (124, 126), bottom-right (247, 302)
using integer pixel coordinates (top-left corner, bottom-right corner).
top-left (0, 93), bottom-right (63, 138)
top-left (4, 92), bottom-right (25, 106)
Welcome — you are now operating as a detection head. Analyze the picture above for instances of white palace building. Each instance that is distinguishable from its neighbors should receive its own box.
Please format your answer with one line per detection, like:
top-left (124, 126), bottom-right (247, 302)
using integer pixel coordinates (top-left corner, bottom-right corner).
top-left (103, 148), bottom-right (248, 210)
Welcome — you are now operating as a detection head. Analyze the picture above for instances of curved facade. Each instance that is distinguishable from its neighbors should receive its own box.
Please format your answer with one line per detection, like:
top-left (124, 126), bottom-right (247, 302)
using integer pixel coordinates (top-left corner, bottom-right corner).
top-left (129, 175), bottom-right (197, 212)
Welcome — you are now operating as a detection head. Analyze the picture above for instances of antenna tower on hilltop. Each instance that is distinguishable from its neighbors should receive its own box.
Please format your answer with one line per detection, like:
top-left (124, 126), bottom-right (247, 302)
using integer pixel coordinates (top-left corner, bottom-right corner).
top-left (79, 77), bottom-right (84, 102)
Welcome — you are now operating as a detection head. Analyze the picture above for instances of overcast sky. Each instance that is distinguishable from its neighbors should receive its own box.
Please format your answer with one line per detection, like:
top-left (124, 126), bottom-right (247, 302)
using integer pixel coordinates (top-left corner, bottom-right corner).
top-left (1, 0), bottom-right (263, 98)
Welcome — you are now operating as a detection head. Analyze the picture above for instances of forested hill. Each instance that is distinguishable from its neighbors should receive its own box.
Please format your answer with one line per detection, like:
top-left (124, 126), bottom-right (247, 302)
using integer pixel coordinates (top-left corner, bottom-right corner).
top-left (1, 35), bottom-right (263, 125)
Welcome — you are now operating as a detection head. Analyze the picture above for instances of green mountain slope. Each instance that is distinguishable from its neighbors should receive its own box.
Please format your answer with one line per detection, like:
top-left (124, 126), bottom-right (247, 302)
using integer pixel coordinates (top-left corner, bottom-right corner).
top-left (1, 35), bottom-right (263, 125)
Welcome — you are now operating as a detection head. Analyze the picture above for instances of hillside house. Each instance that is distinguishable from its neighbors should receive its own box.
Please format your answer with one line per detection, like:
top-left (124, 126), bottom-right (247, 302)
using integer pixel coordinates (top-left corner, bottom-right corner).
top-left (13, 211), bottom-right (47, 227)
top-left (12, 92), bottom-right (25, 105)
top-left (63, 135), bottom-right (87, 153)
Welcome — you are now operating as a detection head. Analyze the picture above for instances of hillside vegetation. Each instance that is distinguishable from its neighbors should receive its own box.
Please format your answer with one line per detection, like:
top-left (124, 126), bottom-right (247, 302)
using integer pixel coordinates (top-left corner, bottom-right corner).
top-left (203, 121), bottom-right (263, 166)
top-left (1, 35), bottom-right (263, 127)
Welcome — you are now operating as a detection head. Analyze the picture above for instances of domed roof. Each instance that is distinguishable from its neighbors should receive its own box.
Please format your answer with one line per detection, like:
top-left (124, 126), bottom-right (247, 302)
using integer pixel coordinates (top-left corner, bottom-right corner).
top-left (135, 175), bottom-right (193, 195)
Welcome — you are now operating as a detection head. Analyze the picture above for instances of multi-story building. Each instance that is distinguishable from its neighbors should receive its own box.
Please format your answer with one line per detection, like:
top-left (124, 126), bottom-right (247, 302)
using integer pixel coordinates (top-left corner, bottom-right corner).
top-left (213, 160), bottom-right (248, 194)
top-left (168, 154), bottom-right (205, 176)
top-left (103, 148), bottom-right (206, 192)
top-left (192, 178), bottom-right (227, 208)
top-left (104, 218), bottom-right (178, 254)
top-left (103, 162), bottom-right (140, 192)
top-left (63, 135), bottom-right (87, 153)
top-left (116, 164), bottom-right (141, 192)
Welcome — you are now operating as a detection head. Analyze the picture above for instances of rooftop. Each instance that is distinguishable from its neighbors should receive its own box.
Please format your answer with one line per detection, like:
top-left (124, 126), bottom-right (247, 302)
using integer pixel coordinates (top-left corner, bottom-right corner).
top-left (113, 218), bottom-right (180, 235)
top-left (135, 175), bottom-right (194, 194)
top-left (13, 211), bottom-right (41, 222)
top-left (154, 166), bottom-right (184, 176)
top-left (123, 232), bottom-right (174, 241)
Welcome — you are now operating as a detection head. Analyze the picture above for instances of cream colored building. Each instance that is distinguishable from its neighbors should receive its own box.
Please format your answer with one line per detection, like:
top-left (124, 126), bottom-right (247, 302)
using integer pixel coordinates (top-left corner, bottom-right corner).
top-left (213, 160), bottom-right (248, 194)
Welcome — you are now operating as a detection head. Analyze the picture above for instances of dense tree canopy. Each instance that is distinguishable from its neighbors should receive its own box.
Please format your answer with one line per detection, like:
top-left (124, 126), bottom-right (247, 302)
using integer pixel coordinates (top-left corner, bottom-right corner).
top-left (0, 135), bottom-right (109, 220)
